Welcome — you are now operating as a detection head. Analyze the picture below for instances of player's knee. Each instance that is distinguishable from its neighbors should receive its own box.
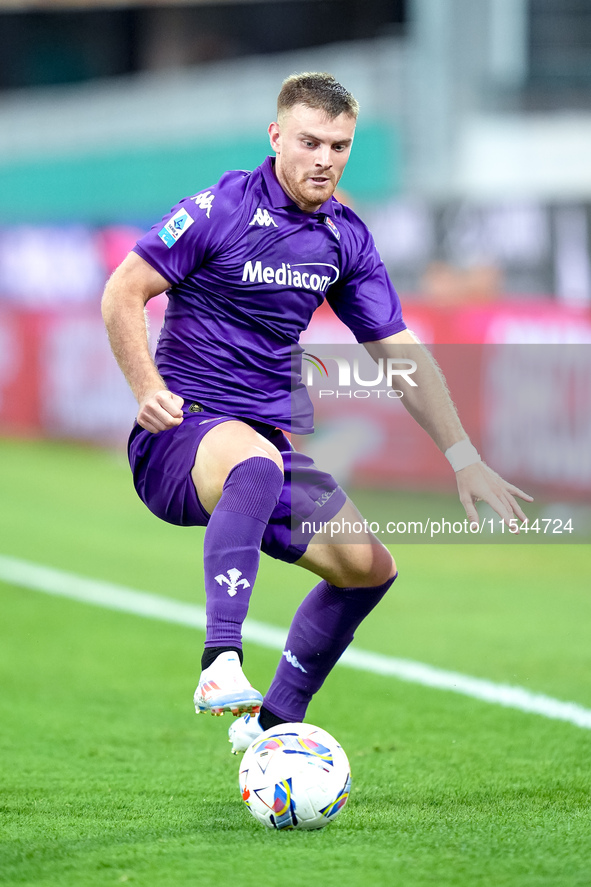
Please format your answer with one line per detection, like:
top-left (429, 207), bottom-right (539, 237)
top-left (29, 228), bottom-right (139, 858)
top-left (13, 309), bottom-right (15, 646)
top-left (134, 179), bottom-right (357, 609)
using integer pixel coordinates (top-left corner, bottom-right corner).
top-left (200, 453), bottom-right (284, 514)
top-left (336, 545), bottom-right (396, 589)
top-left (360, 548), bottom-right (397, 588)
top-left (251, 447), bottom-right (284, 474)
top-left (376, 549), bottom-right (397, 585)
top-left (192, 422), bottom-right (284, 513)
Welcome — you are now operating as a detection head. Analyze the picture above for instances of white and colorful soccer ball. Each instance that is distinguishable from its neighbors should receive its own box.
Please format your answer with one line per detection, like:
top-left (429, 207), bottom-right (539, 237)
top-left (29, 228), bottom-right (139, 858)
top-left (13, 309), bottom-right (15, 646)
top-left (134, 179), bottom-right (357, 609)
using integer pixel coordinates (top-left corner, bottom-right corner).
top-left (238, 722), bottom-right (351, 831)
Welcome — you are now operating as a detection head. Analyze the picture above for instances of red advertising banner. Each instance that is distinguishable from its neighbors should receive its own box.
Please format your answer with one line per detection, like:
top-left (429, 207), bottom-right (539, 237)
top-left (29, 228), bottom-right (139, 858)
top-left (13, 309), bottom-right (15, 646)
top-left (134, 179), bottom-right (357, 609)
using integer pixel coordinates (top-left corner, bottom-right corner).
top-left (1, 298), bottom-right (590, 501)
top-left (0, 309), bottom-right (43, 435)
top-left (300, 300), bottom-right (591, 500)
top-left (296, 343), bottom-right (591, 501)
top-left (301, 298), bottom-right (591, 346)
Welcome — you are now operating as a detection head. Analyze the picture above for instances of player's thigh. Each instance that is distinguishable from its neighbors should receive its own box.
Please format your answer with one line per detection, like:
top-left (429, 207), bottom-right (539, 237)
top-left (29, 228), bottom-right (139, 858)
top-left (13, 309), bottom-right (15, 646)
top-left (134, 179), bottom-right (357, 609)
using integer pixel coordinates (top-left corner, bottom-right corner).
top-left (191, 419), bottom-right (284, 514)
top-left (294, 497), bottom-right (397, 588)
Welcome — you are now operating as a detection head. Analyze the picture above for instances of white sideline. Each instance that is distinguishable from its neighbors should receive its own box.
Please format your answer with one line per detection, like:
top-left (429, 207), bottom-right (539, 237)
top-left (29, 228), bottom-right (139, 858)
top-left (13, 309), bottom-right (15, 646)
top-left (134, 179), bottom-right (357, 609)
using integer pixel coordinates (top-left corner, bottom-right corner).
top-left (1, 553), bottom-right (591, 731)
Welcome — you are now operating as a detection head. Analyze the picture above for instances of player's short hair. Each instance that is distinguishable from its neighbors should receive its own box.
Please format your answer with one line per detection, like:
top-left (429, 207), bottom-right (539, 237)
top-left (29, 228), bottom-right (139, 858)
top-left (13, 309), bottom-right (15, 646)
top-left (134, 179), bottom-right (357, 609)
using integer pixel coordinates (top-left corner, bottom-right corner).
top-left (277, 72), bottom-right (359, 122)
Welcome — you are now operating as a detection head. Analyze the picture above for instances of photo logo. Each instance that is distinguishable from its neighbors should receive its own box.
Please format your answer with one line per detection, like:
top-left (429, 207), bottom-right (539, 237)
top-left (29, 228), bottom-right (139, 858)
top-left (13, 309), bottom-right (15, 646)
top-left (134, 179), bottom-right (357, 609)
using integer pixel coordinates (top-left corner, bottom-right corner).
top-left (302, 352), bottom-right (418, 399)
top-left (303, 352), bottom-right (329, 378)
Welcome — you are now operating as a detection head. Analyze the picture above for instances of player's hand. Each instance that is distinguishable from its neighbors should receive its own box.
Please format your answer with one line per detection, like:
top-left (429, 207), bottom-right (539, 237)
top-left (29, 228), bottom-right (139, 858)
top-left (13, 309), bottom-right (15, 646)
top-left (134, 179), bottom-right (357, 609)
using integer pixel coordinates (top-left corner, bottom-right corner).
top-left (456, 462), bottom-right (533, 534)
top-left (137, 389), bottom-right (184, 434)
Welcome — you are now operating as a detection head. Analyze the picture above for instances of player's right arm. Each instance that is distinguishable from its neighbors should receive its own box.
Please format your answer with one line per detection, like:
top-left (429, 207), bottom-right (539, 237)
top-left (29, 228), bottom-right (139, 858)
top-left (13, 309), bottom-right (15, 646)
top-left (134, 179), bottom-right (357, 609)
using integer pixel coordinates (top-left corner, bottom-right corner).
top-left (101, 252), bottom-right (184, 433)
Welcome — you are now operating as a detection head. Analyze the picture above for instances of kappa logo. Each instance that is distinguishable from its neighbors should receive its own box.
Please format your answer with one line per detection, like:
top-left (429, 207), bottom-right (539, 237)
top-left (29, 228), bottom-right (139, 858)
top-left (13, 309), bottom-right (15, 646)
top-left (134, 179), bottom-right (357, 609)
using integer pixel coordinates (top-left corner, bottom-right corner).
top-left (249, 207), bottom-right (278, 228)
top-left (191, 190), bottom-right (215, 218)
top-left (282, 649), bottom-right (308, 673)
top-left (214, 567), bottom-right (251, 597)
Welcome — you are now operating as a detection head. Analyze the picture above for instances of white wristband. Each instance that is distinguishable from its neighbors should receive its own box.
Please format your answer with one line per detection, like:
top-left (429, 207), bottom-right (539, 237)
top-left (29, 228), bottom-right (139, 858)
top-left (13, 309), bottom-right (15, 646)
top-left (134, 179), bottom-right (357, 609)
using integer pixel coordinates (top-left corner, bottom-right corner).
top-left (445, 439), bottom-right (481, 472)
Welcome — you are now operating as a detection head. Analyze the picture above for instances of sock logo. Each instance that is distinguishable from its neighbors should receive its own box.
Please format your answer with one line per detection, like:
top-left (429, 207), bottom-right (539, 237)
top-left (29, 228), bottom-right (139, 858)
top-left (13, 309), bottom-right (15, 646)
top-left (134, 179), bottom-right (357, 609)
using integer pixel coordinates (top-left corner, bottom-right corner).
top-left (282, 649), bottom-right (307, 673)
top-left (214, 567), bottom-right (251, 597)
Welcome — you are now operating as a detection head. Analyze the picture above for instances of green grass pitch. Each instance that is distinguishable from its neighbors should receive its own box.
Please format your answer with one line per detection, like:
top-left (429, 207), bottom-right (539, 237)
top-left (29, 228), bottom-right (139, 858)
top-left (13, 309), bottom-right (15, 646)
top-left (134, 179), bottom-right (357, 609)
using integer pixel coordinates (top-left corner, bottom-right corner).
top-left (0, 437), bottom-right (590, 887)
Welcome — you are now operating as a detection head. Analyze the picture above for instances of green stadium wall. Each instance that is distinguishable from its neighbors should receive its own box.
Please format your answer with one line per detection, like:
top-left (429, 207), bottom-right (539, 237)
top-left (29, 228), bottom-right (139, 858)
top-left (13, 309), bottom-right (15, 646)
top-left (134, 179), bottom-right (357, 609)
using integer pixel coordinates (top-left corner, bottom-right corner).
top-left (0, 121), bottom-right (401, 224)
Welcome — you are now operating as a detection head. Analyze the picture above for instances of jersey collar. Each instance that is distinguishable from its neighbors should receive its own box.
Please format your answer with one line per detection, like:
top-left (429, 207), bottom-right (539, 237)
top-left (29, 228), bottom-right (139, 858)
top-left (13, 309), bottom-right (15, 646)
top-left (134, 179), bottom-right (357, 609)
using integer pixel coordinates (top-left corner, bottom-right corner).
top-left (261, 156), bottom-right (337, 217)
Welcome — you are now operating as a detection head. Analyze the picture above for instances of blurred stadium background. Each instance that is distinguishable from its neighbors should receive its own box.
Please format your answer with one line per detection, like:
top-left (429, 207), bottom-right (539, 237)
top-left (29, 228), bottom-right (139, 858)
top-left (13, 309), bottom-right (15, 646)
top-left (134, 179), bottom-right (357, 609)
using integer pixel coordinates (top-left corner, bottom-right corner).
top-left (0, 0), bottom-right (590, 519)
top-left (1, 7), bottom-right (591, 883)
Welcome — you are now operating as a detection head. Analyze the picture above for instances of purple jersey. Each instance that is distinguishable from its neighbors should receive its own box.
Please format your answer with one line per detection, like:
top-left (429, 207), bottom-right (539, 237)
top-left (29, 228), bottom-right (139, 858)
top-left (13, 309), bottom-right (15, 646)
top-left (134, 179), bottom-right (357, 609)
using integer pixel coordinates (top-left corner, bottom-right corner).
top-left (133, 156), bottom-right (406, 433)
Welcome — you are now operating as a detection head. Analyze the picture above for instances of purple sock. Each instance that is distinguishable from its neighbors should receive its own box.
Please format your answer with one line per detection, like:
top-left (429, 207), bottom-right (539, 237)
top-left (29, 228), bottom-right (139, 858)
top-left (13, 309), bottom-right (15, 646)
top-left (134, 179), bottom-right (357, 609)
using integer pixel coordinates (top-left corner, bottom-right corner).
top-left (262, 574), bottom-right (397, 723)
top-left (203, 457), bottom-right (283, 648)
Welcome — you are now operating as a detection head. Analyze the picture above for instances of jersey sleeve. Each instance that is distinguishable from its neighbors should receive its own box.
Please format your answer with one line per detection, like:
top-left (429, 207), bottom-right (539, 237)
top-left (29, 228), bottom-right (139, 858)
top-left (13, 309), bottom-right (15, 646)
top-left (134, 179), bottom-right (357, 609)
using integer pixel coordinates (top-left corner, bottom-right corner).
top-left (132, 174), bottom-right (245, 285)
top-left (327, 214), bottom-right (407, 343)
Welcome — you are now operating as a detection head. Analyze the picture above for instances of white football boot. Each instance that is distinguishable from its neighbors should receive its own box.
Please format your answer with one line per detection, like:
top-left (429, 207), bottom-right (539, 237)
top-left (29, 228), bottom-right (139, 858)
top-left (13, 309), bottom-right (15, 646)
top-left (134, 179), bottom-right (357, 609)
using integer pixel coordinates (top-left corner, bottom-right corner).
top-left (228, 713), bottom-right (265, 754)
top-left (193, 652), bottom-right (263, 717)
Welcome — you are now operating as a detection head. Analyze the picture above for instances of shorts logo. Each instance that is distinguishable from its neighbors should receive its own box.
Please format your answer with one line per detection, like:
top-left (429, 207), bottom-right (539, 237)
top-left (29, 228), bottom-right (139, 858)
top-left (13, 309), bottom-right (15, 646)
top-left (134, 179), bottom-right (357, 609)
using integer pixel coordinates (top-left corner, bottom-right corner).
top-left (249, 208), bottom-right (278, 228)
top-left (214, 567), bottom-right (251, 597)
top-left (316, 488), bottom-right (336, 508)
top-left (158, 209), bottom-right (195, 248)
top-left (190, 190), bottom-right (215, 218)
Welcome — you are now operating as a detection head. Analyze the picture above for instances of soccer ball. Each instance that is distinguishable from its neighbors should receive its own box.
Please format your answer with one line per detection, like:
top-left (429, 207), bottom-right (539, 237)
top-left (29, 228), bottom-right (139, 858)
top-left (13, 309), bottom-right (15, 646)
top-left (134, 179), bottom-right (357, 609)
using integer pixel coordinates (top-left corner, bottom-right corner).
top-left (238, 722), bottom-right (351, 831)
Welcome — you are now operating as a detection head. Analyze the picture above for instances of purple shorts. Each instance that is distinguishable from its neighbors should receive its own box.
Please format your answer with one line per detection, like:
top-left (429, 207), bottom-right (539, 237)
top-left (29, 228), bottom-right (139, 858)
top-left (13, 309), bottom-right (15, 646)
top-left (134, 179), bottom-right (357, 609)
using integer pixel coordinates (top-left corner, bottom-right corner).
top-left (127, 404), bottom-right (346, 564)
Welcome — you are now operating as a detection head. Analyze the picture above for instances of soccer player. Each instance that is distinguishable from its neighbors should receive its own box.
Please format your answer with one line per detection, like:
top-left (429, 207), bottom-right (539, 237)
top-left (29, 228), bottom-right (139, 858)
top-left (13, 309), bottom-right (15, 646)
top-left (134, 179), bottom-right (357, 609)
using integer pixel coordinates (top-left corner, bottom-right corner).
top-left (101, 72), bottom-right (531, 753)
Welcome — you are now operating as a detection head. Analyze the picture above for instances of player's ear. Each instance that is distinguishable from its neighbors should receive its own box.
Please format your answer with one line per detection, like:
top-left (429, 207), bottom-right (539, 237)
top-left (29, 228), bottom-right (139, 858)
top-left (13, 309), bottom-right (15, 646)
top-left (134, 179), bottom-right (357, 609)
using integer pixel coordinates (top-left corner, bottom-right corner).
top-left (268, 121), bottom-right (281, 154)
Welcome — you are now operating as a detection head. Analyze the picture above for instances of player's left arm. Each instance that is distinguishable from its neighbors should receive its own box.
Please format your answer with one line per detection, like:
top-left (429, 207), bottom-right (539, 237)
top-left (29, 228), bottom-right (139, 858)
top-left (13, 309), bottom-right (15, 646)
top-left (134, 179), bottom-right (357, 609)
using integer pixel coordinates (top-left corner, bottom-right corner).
top-left (364, 329), bottom-right (533, 531)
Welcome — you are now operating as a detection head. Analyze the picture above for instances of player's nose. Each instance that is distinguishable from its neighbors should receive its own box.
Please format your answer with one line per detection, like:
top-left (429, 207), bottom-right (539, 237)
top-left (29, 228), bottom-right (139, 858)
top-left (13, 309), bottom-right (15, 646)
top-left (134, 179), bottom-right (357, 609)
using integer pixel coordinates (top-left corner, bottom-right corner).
top-left (315, 145), bottom-right (332, 169)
